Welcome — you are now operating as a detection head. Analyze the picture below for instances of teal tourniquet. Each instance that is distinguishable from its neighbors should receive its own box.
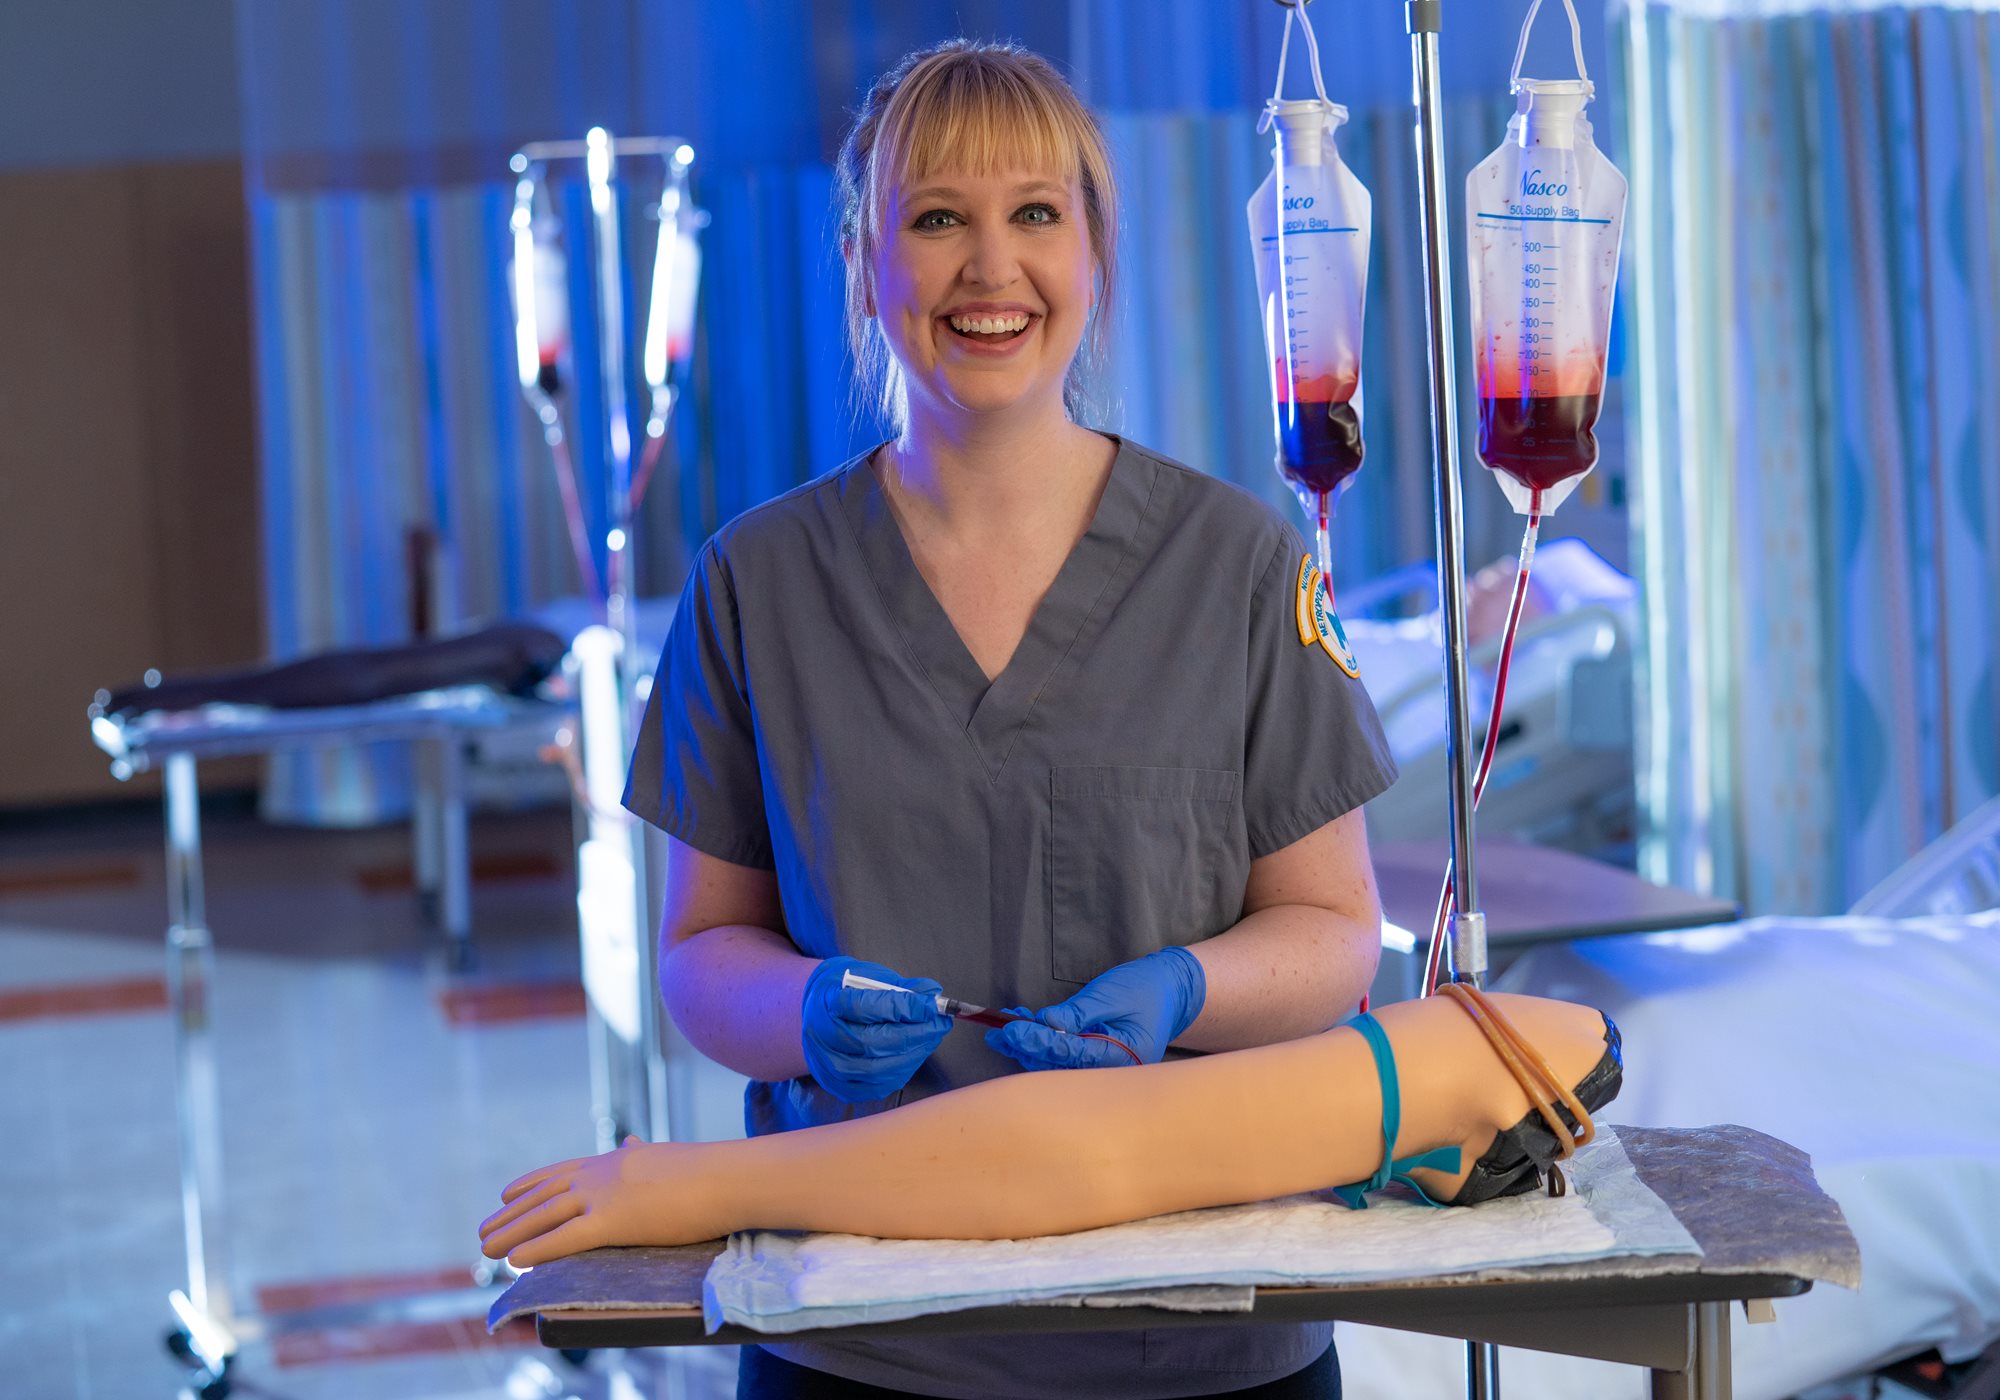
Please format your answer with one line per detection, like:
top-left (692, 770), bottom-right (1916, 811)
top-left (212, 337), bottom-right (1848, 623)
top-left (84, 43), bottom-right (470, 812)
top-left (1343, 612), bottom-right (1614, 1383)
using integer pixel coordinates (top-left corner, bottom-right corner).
top-left (1331, 1011), bottom-right (1462, 1209)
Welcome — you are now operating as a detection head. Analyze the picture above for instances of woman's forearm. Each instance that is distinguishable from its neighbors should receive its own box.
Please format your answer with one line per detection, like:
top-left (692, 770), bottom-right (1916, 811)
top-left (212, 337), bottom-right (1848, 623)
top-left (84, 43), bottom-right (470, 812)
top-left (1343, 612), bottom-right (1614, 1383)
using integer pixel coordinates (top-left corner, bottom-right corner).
top-left (1178, 904), bottom-right (1381, 1052)
top-left (660, 924), bottom-right (815, 1082)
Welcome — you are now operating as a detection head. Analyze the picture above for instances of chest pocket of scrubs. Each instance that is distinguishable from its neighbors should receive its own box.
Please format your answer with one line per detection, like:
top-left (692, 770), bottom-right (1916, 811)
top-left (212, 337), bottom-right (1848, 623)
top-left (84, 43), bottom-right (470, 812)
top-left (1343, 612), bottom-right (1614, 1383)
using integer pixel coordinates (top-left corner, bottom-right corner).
top-left (1048, 765), bottom-right (1246, 985)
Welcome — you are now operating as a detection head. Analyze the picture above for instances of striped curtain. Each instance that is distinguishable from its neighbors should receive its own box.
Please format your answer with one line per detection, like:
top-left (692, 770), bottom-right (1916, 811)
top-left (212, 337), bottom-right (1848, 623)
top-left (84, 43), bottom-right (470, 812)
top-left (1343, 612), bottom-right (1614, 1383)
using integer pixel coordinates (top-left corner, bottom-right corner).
top-left (1620, 1), bottom-right (2000, 911)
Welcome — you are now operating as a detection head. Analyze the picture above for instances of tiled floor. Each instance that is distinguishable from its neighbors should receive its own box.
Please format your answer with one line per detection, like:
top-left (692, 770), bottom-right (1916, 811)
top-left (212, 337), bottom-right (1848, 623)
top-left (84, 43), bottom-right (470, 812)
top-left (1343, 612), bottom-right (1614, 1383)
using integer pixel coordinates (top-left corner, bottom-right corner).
top-left (0, 799), bottom-right (739, 1400)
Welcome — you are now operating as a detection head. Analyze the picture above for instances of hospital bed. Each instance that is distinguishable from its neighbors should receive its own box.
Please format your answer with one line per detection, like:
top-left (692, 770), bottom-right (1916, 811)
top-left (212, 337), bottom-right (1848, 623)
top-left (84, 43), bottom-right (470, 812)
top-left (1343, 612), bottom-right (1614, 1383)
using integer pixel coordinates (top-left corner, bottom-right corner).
top-left (1334, 798), bottom-right (2000, 1400)
top-left (1351, 539), bottom-right (1638, 854)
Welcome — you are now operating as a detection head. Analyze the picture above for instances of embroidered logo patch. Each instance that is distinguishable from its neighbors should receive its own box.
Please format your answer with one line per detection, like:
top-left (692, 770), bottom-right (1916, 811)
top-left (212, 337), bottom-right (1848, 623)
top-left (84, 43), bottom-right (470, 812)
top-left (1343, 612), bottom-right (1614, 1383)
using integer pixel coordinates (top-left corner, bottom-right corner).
top-left (1294, 554), bottom-right (1361, 678)
top-left (1294, 555), bottom-right (1318, 647)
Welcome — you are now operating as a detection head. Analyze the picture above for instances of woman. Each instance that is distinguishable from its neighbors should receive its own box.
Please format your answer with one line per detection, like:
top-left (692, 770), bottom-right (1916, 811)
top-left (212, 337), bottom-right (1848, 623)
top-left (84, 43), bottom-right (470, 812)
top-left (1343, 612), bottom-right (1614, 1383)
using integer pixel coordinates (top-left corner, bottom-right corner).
top-left (544, 38), bottom-right (1416, 1397)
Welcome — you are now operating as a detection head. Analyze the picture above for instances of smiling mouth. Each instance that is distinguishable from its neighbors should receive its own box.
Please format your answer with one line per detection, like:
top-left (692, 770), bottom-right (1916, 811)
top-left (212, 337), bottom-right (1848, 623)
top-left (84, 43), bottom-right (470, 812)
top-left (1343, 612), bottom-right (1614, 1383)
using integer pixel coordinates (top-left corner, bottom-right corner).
top-left (941, 313), bottom-right (1037, 345)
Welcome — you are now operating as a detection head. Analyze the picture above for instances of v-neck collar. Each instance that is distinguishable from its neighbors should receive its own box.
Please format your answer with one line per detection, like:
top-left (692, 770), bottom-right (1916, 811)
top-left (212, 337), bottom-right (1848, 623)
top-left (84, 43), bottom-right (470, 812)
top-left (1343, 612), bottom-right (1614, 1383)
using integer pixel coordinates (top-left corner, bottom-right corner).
top-left (839, 435), bottom-right (1155, 781)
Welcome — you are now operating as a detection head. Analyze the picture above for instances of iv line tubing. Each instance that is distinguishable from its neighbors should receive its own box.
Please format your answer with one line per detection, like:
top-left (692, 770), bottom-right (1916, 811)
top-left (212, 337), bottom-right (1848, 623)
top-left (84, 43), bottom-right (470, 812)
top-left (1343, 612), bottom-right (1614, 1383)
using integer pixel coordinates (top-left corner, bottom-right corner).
top-left (1424, 506), bottom-right (1542, 996)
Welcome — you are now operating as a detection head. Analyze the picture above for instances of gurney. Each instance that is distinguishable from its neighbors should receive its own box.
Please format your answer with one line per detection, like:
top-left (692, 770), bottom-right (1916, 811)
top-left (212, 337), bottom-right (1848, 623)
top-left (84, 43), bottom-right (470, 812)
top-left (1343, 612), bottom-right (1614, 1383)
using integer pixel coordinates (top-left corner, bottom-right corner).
top-left (85, 624), bottom-right (578, 1378)
top-left (89, 623), bottom-right (574, 964)
top-left (488, 1124), bottom-right (1859, 1400)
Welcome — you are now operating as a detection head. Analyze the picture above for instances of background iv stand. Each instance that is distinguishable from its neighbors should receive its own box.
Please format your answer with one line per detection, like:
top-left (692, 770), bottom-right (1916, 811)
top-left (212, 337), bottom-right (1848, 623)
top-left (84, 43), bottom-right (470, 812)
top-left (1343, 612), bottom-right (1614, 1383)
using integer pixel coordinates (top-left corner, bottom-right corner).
top-left (510, 132), bottom-right (704, 1152)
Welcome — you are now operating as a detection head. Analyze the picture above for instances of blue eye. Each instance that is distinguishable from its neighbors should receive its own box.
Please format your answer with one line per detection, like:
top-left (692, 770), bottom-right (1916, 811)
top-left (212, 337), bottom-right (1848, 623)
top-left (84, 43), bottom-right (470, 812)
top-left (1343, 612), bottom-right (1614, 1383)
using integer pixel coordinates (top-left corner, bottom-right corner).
top-left (913, 209), bottom-right (959, 231)
top-left (1019, 203), bottom-right (1062, 225)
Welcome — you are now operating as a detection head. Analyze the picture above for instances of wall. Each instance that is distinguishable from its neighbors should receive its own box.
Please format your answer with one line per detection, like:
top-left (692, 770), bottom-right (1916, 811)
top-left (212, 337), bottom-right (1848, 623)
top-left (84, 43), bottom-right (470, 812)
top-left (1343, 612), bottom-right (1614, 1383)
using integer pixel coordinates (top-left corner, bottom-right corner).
top-left (0, 0), bottom-right (259, 806)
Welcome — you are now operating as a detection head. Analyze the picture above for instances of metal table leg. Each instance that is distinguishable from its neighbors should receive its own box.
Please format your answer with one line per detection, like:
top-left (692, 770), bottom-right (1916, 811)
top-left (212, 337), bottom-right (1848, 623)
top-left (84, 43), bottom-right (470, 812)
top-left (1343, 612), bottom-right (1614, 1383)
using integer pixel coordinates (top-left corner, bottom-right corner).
top-left (163, 752), bottom-right (240, 1374)
top-left (1650, 1302), bottom-right (1733, 1400)
top-left (1468, 1338), bottom-right (1502, 1398)
top-left (412, 737), bottom-right (443, 927)
top-left (436, 737), bottom-right (472, 969)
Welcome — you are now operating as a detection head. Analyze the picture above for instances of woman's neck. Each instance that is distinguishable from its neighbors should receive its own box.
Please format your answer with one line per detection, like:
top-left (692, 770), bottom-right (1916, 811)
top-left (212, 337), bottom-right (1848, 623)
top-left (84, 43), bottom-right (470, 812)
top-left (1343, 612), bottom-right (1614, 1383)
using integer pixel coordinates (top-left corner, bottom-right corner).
top-left (880, 404), bottom-right (1114, 550)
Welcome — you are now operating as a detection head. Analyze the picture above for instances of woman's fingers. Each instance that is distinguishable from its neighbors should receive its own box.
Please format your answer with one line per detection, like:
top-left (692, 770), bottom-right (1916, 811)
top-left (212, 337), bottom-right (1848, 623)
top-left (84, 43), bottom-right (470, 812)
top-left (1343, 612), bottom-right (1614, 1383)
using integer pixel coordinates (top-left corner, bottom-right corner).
top-left (483, 1193), bottom-right (585, 1262)
top-left (501, 1157), bottom-right (585, 1203)
top-left (480, 1176), bottom-right (568, 1242)
top-left (507, 1209), bottom-right (602, 1268)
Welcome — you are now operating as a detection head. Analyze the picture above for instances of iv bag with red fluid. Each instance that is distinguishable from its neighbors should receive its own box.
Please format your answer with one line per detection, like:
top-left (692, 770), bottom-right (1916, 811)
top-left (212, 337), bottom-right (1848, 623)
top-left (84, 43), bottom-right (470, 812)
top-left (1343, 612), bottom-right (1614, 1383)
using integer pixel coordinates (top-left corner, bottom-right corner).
top-left (1249, 97), bottom-right (1371, 537)
top-left (1465, 0), bottom-right (1626, 516)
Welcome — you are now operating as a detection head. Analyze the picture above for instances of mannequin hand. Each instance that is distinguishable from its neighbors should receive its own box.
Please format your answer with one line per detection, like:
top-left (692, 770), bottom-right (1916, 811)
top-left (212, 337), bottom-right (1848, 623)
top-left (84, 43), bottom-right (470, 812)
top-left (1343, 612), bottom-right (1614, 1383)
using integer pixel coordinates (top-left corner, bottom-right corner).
top-left (986, 946), bottom-right (1207, 1070)
top-left (478, 1138), bottom-right (724, 1267)
top-left (801, 955), bottom-right (952, 1102)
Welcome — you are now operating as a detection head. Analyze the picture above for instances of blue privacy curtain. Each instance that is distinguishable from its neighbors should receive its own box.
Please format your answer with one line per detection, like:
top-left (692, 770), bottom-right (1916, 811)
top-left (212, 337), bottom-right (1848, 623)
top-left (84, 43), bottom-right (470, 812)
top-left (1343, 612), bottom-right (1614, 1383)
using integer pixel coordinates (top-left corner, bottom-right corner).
top-left (1618, 0), bottom-right (2000, 911)
top-left (236, 0), bottom-right (1617, 823)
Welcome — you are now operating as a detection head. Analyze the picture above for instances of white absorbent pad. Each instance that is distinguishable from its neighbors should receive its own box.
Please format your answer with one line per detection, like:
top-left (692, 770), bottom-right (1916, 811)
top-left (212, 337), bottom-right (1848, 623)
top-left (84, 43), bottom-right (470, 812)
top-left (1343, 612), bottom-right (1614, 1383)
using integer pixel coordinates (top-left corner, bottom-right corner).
top-left (702, 1125), bottom-right (1697, 1334)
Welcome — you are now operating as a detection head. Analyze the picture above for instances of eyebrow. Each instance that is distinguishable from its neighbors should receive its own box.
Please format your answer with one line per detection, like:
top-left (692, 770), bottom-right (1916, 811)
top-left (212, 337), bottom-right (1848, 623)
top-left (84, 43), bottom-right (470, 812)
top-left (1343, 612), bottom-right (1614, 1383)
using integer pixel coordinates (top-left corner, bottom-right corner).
top-left (902, 179), bottom-right (1069, 203)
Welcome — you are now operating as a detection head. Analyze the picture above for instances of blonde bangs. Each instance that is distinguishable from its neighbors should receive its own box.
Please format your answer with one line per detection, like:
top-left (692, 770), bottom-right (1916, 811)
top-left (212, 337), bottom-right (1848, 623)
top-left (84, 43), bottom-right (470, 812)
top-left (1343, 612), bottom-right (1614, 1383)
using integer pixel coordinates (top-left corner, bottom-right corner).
top-left (868, 59), bottom-right (1082, 233)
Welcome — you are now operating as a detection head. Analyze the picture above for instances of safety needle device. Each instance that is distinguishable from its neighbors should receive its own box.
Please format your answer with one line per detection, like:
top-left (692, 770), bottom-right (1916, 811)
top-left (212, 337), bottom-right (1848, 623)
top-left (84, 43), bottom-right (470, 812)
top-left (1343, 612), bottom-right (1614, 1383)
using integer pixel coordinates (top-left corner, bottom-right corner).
top-left (840, 969), bottom-right (1022, 1029)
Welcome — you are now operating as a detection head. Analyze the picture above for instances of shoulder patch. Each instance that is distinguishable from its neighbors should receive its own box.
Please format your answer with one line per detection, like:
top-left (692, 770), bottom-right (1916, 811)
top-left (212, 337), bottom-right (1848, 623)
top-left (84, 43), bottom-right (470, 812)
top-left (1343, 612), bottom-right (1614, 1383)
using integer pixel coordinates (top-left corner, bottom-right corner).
top-left (1294, 555), bottom-right (1319, 647)
top-left (1294, 554), bottom-right (1361, 678)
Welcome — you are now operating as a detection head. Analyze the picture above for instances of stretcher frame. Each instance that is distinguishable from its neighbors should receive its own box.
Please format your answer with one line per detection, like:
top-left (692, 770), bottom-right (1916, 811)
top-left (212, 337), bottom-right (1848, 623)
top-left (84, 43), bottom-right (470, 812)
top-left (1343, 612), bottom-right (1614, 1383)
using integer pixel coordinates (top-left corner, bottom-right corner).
top-left (88, 690), bottom-right (568, 1385)
top-left (537, 1267), bottom-right (1797, 1400)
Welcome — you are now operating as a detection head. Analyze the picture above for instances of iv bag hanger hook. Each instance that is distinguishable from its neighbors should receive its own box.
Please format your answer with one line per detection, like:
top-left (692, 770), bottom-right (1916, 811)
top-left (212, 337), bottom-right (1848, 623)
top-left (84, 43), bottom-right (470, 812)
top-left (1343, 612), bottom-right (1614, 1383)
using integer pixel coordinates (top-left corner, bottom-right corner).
top-left (1510, 0), bottom-right (1593, 94)
top-left (1260, 0), bottom-right (1338, 134)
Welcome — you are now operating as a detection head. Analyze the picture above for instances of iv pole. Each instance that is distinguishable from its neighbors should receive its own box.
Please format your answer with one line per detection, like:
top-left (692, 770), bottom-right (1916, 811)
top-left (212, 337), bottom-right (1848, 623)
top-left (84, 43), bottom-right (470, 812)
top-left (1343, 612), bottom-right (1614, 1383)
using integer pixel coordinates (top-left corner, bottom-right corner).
top-left (1405, 2), bottom-right (1499, 1396)
top-left (1264, 7), bottom-right (1491, 1389)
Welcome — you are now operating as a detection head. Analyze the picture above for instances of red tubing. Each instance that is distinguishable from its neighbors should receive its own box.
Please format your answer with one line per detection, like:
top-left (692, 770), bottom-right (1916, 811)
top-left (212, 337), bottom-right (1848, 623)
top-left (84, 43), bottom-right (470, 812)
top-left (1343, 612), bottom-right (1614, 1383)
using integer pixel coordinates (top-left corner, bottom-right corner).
top-left (548, 433), bottom-right (605, 602)
top-left (964, 1008), bottom-right (1144, 1065)
top-left (1423, 496), bottom-right (1541, 996)
top-left (628, 429), bottom-right (667, 515)
top-left (1080, 1032), bottom-right (1145, 1065)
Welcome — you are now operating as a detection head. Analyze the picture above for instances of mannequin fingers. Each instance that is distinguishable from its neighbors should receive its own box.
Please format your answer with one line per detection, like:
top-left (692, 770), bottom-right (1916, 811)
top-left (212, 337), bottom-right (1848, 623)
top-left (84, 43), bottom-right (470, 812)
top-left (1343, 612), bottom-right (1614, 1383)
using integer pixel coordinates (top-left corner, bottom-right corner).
top-left (501, 1157), bottom-right (587, 1203)
top-left (481, 1176), bottom-right (569, 1242)
top-left (506, 1209), bottom-right (603, 1268)
top-left (484, 1194), bottom-right (584, 1262)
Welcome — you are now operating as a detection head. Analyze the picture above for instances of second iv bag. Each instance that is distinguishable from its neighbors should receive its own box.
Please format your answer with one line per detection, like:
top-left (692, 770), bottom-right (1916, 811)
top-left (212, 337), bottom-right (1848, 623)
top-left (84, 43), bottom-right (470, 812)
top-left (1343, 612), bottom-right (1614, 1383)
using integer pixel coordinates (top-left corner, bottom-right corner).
top-left (1249, 99), bottom-right (1372, 526)
top-left (1465, 0), bottom-right (1627, 515)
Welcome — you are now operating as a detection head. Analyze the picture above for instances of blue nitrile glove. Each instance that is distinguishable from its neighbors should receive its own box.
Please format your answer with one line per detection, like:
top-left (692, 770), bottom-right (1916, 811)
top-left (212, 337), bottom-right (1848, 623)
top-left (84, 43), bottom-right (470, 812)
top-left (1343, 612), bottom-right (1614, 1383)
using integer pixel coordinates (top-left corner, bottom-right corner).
top-left (801, 955), bottom-right (953, 1103)
top-left (985, 946), bottom-right (1207, 1070)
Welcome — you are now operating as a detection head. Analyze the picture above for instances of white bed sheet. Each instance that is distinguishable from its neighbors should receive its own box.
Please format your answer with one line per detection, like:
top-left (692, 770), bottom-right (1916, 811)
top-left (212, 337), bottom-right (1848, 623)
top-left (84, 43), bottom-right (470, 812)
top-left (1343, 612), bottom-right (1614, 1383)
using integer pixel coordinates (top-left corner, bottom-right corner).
top-left (1335, 911), bottom-right (2000, 1400)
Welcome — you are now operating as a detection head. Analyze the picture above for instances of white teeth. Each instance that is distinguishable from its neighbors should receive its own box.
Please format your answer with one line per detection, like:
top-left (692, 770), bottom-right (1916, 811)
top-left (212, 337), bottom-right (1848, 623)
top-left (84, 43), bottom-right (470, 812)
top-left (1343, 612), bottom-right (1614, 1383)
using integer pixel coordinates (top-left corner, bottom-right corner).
top-left (948, 313), bottom-right (1030, 335)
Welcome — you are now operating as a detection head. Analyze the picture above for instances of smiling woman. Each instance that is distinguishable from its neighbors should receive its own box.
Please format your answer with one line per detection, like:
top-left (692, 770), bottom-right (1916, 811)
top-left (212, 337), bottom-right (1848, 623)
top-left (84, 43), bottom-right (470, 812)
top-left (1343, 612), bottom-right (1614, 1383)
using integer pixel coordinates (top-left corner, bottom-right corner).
top-left (564, 37), bottom-right (1405, 1400)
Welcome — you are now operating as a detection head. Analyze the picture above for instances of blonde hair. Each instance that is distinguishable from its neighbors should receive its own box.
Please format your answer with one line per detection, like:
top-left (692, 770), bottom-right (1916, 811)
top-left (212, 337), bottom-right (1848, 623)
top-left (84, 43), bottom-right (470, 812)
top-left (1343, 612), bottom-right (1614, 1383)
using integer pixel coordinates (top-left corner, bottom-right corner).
top-left (834, 40), bottom-right (1120, 429)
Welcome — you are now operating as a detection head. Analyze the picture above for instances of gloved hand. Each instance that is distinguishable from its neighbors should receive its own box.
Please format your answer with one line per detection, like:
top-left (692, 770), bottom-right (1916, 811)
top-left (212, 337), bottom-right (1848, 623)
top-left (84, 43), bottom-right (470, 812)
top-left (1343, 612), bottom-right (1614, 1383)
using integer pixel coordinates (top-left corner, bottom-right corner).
top-left (801, 955), bottom-right (953, 1103)
top-left (985, 946), bottom-right (1207, 1071)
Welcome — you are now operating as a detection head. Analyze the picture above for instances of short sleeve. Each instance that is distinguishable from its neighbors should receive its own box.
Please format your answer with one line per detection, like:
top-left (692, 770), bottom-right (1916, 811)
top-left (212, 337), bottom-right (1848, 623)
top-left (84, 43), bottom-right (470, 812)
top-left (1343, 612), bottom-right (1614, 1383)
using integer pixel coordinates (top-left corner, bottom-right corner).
top-left (622, 541), bottom-right (775, 868)
top-left (1242, 525), bottom-right (1400, 858)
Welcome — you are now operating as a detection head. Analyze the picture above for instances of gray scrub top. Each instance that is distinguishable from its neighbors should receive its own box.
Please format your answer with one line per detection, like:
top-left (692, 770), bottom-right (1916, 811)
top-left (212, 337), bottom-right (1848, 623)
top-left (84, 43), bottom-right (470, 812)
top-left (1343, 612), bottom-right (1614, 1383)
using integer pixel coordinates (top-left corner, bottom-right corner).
top-left (625, 436), bottom-right (1397, 1398)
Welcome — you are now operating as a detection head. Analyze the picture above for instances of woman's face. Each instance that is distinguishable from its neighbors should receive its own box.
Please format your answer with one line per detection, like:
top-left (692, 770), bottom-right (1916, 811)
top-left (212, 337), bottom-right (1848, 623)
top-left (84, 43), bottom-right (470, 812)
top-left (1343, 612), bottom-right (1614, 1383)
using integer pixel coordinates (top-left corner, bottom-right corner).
top-left (871, 166), bottom-right (1095, 427)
